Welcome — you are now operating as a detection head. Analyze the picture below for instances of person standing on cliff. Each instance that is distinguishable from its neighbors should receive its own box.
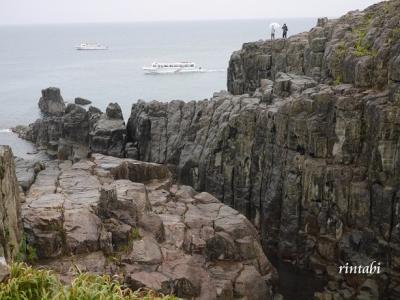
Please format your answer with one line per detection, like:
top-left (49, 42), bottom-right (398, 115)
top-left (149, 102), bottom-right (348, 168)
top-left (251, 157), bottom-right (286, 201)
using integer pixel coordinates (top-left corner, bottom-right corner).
top-left (282, 23), bottom-right (288, 39)
top-left (271, 25), bottom-right (276, 40)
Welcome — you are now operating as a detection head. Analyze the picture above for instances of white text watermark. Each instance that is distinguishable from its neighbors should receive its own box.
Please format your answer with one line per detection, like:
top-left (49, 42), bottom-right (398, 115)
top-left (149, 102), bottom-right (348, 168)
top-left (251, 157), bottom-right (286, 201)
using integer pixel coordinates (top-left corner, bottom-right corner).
top-left (338, 261), bottom-right (382, 275)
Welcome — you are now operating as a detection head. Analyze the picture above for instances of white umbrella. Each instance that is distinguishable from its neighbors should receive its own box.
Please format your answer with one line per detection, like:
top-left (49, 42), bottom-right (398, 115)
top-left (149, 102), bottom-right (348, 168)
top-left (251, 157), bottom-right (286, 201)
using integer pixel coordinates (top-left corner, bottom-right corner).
top-left (269, 22), bottom-right (281, 30)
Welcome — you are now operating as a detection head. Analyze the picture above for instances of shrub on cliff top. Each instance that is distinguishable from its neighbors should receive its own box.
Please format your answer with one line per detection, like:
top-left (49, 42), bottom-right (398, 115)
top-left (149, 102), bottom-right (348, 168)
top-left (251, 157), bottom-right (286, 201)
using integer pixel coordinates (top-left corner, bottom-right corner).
top-left (0, 263), bottom-right (179, 300)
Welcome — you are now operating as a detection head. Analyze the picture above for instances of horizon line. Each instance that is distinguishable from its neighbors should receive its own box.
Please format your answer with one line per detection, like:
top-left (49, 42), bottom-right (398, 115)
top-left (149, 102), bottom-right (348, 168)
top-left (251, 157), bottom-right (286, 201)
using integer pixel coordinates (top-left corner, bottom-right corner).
top-left (0, 16), bottom-right (339, 27)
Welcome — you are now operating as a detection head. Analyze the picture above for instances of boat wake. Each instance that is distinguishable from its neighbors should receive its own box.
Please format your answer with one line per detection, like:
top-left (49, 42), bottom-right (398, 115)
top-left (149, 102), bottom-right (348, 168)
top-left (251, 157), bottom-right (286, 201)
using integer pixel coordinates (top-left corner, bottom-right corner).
top-left (0, 128), bottom-right (12, 133)
top-left (145, 68), bottom-right (225, 75)
top-left (202, 69), bottom-right (225, 72)
top-left (143, 61), bottom-right (225, 75)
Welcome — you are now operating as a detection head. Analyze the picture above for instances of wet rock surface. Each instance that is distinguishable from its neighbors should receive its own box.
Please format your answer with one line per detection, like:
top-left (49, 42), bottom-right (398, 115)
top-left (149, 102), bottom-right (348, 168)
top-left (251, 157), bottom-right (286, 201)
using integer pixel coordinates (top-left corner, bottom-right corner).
top-left (21, 153), bottom-right (275, 299)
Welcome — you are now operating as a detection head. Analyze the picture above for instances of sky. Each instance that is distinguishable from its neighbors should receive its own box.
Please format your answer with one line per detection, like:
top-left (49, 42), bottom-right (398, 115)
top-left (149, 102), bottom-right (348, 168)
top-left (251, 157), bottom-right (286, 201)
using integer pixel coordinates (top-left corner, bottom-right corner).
top-left (0, 0), bottom-right (384, 25)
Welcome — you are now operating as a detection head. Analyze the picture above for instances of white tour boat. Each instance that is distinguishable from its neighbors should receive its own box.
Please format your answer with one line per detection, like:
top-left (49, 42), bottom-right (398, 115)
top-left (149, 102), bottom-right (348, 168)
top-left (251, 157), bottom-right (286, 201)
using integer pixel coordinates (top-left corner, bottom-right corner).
top-left (143, 62), bottom-right (203, 74)
top-left (76, 43), bottom-right (108, 50)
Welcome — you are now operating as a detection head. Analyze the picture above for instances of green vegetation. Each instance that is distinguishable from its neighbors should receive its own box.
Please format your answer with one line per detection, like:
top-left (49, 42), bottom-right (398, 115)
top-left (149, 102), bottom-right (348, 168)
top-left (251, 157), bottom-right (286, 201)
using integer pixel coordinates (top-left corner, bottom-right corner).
top-left (106, 227), bottom-right (142, 265)
top-left (334, 75), bottom-right (343, 86)
top-left (117, 227), bottom-right (142, 254)
top-left (332, 41), bottom-right (347, 83)
top-left (130, 228), bottom-right (141, 241)
top-left (354, 28), bottom-right (377, 57)
top-left (352, 12), bottom-right (377, 58)
top-left (16, 234), bottom-right (38, 264)
top-left (387, 27), bottom-right (400, 46)
top-left (0, 263), bottom-right (179, 300)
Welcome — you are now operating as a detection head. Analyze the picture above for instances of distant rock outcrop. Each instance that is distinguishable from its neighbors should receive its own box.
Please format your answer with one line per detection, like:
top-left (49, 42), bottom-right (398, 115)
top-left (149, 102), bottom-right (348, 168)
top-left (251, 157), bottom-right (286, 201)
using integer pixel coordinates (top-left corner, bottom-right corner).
top-left (38, 87), bottom-right (66, 116)
top-left (17, 91), bottom-right (126, 160)
top-left (74, 97), bottom-right (92, 106)
top-left (90, 103), bottom-right (126, 157)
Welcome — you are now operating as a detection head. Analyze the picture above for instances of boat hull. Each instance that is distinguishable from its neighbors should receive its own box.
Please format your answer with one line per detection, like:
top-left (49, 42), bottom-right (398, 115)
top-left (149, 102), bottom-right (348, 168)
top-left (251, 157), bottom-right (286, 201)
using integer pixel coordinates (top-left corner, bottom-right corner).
top-left (76, 47), bottom-right (108, 50)
top-left (143, 67), bottom-right (204, 74)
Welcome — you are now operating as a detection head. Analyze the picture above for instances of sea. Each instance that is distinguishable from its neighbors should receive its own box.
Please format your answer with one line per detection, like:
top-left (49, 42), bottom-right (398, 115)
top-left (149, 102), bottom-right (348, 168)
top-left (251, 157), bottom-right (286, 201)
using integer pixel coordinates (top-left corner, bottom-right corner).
top-left (0, 19), bottom-right (315, 157)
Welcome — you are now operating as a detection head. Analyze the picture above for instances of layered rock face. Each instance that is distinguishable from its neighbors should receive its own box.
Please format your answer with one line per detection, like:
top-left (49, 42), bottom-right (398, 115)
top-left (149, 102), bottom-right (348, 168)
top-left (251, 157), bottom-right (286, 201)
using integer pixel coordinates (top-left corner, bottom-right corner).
top-left (17, 89), bottom-right (126, 160)
top-left (0, 146), bottom-right (22, 263)
top-left (21, 154), bottom-right (275, 299)
top-left (228, 1), bottom-right (400, 95)
top-left (125, 1), bottom-right (400, 298)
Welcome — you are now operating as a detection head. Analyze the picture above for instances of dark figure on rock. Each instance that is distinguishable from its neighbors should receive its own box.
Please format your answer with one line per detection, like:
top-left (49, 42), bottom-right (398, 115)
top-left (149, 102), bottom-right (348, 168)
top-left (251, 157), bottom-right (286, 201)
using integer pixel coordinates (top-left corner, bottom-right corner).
top-left (282, 23), bottom-right (288, 39)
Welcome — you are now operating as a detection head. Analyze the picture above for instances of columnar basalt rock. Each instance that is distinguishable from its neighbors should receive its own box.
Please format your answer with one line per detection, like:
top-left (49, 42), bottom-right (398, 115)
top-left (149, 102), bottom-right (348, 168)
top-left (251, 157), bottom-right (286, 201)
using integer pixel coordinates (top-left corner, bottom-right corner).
top-left (38, 87), bottom-right (66, 116)
top-left (17, 91), bottom-right (126, 160)
top-left (125, 2), bottom-right (400, 298)
top-left (89, 103), bottom-right (126, 157)
top-left (0, 146), bottom-right (22, 263)
top-left (21, 154), bottom-right (276, 299)
top-left (13, 1), bottom-right (400, 298)
top-left (227, 0), bottom-right (400, 94)
top-left (126, 85), bottom-right (400, 298)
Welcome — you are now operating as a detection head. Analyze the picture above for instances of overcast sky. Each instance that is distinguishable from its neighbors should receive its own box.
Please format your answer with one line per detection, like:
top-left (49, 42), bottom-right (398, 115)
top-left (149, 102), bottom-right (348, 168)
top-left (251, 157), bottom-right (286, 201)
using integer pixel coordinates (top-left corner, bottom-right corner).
top-left (0, 0), bottom-right (383, 25)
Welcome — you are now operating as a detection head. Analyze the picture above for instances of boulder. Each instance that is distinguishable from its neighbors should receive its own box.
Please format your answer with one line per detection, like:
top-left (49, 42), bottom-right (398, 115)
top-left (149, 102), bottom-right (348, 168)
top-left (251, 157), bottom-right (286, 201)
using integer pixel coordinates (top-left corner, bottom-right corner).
top-left (38, 87), bottom-right (65, 116)
top-left (106, 103), bottom-right (123, 120)
top-left (62, 104), bottom-right (90, 144)
top-left (89, 104), bottom-right (126, 157)
top-left (15, 157), bottom-right (44, 192)
top-left (125, 271), bottom-right (172, 294)
top-left (75, 97), bottom-right (92, 106)
top-left (234, 266), bottom-right (271, 300)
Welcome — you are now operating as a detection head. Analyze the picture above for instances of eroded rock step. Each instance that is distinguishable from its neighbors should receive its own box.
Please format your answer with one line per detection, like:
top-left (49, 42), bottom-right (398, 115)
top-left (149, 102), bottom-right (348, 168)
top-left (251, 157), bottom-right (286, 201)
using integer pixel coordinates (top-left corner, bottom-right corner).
top-left (20, 153), bottom-right (277, 300)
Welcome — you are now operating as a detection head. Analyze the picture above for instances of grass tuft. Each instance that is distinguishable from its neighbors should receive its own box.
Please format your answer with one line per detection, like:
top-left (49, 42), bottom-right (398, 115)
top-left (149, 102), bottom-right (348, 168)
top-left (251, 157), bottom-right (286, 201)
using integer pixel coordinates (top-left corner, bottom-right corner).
top-left (16, 234), bottom-right (38, 264)
top-left (0, 262), bottom-right (179, 300)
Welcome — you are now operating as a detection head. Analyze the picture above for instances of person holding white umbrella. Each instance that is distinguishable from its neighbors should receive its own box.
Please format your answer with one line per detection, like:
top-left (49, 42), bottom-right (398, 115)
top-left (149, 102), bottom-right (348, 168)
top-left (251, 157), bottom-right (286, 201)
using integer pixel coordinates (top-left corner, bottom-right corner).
top-left (269, 22), bottom-right (280, 40)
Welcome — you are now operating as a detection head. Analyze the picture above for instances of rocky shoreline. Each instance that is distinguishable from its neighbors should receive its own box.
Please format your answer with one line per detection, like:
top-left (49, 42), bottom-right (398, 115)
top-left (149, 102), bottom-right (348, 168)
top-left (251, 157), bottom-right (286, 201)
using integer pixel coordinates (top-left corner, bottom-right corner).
top-left (4, 0), bottom-right (400, 299)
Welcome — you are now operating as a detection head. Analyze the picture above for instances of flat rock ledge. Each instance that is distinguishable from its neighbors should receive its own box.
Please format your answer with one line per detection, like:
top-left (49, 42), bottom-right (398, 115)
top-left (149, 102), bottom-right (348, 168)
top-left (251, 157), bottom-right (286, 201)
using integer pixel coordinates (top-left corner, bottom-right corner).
top-left (22, 153), bottom-right (276, 300)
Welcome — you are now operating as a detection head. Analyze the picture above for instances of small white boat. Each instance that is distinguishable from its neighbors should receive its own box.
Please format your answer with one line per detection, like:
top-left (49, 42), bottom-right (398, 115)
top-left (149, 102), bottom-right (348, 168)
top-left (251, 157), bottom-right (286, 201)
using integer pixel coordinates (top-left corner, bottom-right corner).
top-left (76, 43), bottom-right (108, 50)
top-left (143, 62), bottom-right (203, 74)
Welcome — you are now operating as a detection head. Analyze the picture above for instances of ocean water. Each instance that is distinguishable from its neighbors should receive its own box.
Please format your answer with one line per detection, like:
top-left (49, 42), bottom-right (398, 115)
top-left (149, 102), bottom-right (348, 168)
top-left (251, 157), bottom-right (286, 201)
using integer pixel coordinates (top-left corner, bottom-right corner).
top-left (0, 19), bottom-right (315, 157)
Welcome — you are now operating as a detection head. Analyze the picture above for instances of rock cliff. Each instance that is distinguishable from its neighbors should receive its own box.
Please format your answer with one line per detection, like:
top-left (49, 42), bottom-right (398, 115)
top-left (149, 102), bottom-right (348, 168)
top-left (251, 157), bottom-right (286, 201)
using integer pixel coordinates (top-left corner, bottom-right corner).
top-left (14, 0), bottom-right (400, 298)
top-left (124, 1), bottom-right (400, 298)
top-left (228, 0), bottom-right (400, 94)
top-left (0, 146), bottom-right (22, 265)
